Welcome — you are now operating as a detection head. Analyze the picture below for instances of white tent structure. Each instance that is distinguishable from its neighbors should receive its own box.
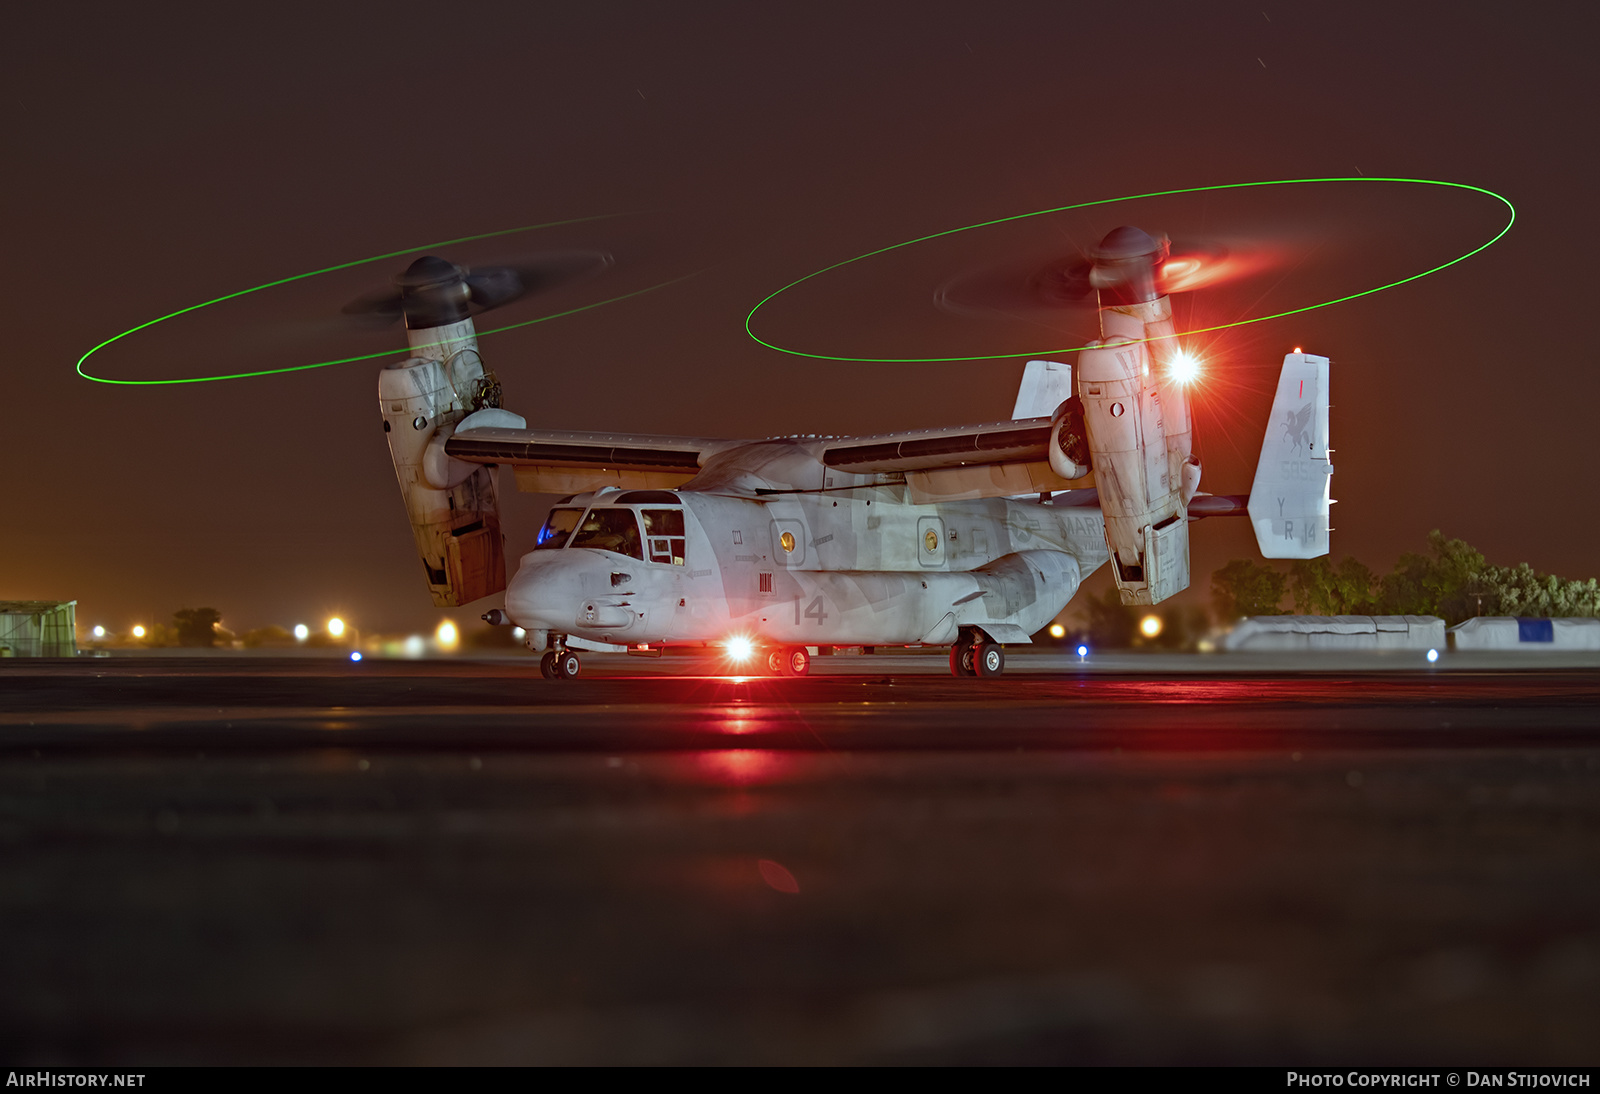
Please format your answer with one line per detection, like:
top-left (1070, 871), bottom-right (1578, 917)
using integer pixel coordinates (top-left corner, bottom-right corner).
top-left (1223, 615), bottom-right (1445, 652)
top-left (1448, 617), bottom-right (1600, 651)
top-left (0, 600), bottom-right (78, 657)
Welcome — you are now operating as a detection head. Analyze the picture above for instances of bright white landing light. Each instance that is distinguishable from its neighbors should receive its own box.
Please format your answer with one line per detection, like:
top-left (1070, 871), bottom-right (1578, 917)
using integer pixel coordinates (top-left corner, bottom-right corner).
top-left (725, 636), bottom-right (754, 662)
top-left (1427, 648), bottom-right (1439, 663)
top-left (294, 624), bottom-right (309, 641)
top-left (1169, 351), bottom-right (1201, 385)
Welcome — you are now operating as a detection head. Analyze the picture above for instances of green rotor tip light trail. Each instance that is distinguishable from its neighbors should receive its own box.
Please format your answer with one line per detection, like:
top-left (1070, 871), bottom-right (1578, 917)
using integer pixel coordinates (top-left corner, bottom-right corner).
top-left (75, 214), bottom-right (664, 386)
top-left (743, 177), bottom-right (1515, 364)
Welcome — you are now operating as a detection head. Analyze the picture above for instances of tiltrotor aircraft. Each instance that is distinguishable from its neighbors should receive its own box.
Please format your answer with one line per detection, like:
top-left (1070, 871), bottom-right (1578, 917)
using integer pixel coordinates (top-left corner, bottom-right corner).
top-left (366, 227), bottom-right (1331, 678)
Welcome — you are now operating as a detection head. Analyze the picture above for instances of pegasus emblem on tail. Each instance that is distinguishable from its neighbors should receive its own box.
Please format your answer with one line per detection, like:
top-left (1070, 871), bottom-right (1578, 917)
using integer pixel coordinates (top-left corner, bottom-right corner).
top-left (1282, 403), bottom-right (1314, 450)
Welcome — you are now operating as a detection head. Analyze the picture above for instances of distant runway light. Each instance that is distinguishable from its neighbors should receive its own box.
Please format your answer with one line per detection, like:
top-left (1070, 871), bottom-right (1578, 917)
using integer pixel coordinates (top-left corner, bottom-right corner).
top-left (1048, 623), bottom-right (1066, 639)
top-left (1140, 615), bottom-right (1163, 639)
top-left (512, 627), bottom-right (525, 640)
top-left (437, 621), bottom-right (459, 650)
top-left (131, 625), bottom-right (146, 639)
top-left (1427, 648), bottom-right (1439, 663)
top-left (349, 651), bottom-right (362, 662)
top-left (92, 625), bottom-right (105, 638)
top-left (294, 624), bottom-right (309, 641)
top-left (1077, 644), bottom-right (1089, 659)
top-left (327, 617), bottom-right (346, 638)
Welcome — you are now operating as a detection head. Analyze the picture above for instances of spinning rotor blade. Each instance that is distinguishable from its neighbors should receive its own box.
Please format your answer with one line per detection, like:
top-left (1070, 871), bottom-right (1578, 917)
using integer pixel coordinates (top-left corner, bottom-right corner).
top-left (340, 286), bottom-right (406, 321)
top-left (463, 249), bottom-right (614, 310)
top-left (340, 249), bottom-right (615, 326)
top-left (934, 233), bottom-right (1278, 318)
top-left (934, 253), bottom-right (1096, 319)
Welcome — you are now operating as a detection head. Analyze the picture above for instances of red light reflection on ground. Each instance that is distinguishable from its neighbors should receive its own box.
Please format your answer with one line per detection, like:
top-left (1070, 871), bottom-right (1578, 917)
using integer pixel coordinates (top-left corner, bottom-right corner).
top-left (757, 859), bottom-right (800, 894)
top-left (690, 749), bottom-right (797, 787)
top-left (719, 713), bottom-right (759, 735)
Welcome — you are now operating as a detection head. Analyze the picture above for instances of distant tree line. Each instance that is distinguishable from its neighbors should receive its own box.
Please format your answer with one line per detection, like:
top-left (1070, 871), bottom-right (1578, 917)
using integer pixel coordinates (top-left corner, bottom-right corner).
top-left (1211, 531), bottom-right (1600, 626)
top-left (1076, 587), bottom-right (1210, 651)
top-left (106, 608), bottom-right (226, 648)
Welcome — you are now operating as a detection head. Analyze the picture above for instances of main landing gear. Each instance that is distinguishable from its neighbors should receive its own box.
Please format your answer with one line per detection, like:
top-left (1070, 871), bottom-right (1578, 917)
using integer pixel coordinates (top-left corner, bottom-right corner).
top-left (762, 645), bottom-right (811, 677)
top-left (540, 640), bottom-right (582, 680)
top-left (949, 631), bottom-right (1005, 677)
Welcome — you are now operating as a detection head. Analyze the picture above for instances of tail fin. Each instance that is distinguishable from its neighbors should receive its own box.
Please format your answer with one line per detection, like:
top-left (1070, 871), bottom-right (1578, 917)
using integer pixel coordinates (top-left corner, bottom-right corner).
top-left (1247, 352), bottom-right (1332, 559)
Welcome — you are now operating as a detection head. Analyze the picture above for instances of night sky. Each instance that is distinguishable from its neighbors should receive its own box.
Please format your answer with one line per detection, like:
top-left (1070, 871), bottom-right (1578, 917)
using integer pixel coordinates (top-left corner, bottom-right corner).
top-left (5, 2), bottom-right (1595, 636)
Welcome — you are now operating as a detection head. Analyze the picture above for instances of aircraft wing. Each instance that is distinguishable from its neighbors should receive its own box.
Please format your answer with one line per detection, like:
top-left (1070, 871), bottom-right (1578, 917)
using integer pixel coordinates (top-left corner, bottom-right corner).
top-left (820, 417), bottom-right (1087, 502)
top-left (444, 413), bottom-right (1088, 501)
top-left (446, 426), bottom-right (728, 494)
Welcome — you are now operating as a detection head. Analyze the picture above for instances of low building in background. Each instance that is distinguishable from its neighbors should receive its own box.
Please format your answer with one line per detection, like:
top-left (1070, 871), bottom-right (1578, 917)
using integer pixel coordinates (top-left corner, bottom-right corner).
top-left (1222, 615), bottom-right (1445, 652)
top-left (0, 601), bottom-right (78, 657)
top-left (1448, 617), bottom-right (1600, 651)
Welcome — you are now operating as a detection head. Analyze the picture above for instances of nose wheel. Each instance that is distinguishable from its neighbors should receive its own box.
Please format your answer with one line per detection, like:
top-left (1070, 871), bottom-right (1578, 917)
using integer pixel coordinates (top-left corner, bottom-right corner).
top-left (541, 649), bottom-right (582, 680)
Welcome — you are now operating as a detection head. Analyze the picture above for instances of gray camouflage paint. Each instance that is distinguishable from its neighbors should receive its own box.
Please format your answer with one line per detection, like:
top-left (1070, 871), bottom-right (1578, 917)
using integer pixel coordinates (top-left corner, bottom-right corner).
top-left (504, 437), bottom-right (1107, 650)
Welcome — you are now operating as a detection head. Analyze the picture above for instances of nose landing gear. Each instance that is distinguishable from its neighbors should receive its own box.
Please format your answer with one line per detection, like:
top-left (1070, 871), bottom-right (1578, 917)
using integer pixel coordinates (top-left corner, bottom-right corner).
top-left (540, 637), bottom-right (582, 680)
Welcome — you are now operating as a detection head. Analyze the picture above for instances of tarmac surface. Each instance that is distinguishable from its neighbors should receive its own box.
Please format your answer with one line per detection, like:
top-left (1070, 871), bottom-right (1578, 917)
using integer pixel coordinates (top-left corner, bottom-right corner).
top-left (2, 651), bottom-right (1599, 1064)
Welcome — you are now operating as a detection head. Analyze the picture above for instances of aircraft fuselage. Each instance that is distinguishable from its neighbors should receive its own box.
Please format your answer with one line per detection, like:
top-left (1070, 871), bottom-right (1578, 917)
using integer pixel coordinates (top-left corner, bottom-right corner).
top-left (504, 438), bottom-right (1110, 651)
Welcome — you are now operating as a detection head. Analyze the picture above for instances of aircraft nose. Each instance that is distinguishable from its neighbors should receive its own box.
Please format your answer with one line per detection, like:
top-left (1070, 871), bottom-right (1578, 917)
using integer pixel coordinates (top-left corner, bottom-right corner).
top-left (504, 552), bottom-right (596, 630)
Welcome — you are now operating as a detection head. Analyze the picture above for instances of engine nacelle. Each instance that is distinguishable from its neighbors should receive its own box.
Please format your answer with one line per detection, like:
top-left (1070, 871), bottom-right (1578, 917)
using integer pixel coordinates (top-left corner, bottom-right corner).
top-left (378, 317), bottom-right (509, 607)
top-left (1047, 397), bottom-right (1091, 481)
top-left (1077, 334), bottom-right (1189, 605)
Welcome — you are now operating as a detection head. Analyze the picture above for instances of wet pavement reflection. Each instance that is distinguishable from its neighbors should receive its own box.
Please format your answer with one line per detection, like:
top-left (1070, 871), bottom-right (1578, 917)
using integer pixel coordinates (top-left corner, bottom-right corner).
top-left (0, 659), bottom-right (1597, 1063)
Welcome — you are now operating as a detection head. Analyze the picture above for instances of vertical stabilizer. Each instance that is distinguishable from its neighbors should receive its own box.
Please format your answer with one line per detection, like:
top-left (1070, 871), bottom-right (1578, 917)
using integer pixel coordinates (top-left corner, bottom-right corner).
top-left (1247, 352), bottom-right (1332, 559)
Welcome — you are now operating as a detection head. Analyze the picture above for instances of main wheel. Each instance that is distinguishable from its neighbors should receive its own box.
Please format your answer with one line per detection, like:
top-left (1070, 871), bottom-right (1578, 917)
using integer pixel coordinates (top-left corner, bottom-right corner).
top-left (781, 645), bottom-right (811, 677)
top-left (975, 642), bottom-right (1005, 677)
top-left (556, 651), bottom-right (582, 679)
top-left (949, 639), bottom-right (977, 677)
top-left (540, 651), bottom-right (559, 679)
top-left (765, 648), bottom-right (785, 675)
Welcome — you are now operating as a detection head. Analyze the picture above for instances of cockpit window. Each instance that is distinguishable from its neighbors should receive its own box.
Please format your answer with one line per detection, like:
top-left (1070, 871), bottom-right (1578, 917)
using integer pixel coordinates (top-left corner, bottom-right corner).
top-left (642, 508), bottom-right (686, 565)
top-left (534, 507), bottom-right (584, 550)
top-left (568, 507), bottom-right (644, 560)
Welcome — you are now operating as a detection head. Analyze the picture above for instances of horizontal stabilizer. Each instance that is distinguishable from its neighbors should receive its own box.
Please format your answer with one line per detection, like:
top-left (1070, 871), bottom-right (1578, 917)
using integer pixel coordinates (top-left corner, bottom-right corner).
top-left (1048, 490), bottom-right (1251, 518)
top-left (1187, 494), bottom-right (1250, 518)
top-left (1247, 353), bottom-right (1331, 559)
